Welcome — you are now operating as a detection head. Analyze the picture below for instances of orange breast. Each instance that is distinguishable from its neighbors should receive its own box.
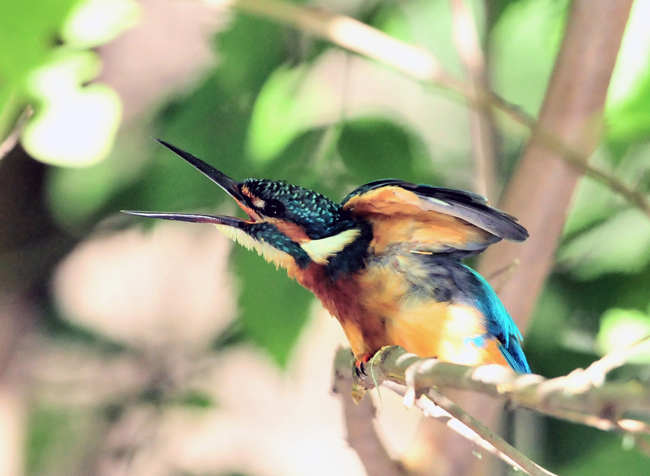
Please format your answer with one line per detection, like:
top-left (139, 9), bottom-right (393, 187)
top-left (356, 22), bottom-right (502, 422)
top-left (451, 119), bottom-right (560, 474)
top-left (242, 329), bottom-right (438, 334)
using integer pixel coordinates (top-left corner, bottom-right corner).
top-left (386, 300), bottom-right (510, 367)
top-left (293, 255), bottom-right (508, 368)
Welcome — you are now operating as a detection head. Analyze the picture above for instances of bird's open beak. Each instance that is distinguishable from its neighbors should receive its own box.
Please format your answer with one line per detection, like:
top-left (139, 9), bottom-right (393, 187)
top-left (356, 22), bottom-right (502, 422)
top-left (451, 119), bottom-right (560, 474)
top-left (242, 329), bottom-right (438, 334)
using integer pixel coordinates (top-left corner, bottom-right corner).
top-left (123, 139), bottom-right (258, 226)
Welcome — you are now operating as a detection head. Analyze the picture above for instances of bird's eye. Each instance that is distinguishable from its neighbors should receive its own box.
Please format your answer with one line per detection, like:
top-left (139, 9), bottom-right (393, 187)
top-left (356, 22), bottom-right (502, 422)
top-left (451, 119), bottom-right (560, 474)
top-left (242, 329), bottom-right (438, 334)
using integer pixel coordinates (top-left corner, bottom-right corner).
top-left (264, 199), bottom-right (285, 218)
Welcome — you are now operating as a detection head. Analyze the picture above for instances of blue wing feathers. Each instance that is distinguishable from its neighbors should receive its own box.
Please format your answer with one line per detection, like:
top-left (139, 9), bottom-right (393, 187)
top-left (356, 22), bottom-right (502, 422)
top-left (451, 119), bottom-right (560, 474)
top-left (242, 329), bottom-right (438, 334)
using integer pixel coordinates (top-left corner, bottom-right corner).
top-left (461, 266), bottom-right (531, 374)
top-left (414, 256), bottom-right (531, 373)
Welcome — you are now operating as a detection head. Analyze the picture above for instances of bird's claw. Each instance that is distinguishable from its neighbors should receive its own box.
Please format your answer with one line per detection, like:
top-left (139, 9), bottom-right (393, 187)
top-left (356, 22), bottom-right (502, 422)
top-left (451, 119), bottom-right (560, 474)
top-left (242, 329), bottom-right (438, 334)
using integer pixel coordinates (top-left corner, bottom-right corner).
top-left (355, 360), bottom-right (368, 377)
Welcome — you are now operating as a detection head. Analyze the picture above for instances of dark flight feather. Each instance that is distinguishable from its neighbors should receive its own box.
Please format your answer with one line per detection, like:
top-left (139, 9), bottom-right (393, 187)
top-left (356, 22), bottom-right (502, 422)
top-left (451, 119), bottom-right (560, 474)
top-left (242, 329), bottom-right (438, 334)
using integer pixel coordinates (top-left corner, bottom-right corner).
top-left (342, 179), bottom-right (529, 243)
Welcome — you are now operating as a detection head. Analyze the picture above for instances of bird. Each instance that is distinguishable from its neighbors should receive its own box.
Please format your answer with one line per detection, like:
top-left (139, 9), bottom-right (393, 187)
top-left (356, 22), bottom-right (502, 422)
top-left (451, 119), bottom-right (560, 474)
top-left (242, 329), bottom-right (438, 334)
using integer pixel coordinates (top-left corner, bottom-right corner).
top-left (125, 140), bottom-right (531, 374)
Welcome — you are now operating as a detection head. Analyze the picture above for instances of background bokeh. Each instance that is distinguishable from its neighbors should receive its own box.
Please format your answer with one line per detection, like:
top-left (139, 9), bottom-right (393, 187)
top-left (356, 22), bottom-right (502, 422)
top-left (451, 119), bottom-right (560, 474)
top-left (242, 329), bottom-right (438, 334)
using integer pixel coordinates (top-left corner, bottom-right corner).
top-left (1, 0), bottom-right (650, 475)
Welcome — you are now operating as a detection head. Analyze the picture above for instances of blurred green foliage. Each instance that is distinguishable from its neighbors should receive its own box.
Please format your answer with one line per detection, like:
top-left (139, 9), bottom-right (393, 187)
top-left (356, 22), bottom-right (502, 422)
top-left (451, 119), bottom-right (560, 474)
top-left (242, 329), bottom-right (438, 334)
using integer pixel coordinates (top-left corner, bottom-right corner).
top-left (5, 0), bottom-right (650, 475)
top-left (0, 0), bottom-right (137, 166)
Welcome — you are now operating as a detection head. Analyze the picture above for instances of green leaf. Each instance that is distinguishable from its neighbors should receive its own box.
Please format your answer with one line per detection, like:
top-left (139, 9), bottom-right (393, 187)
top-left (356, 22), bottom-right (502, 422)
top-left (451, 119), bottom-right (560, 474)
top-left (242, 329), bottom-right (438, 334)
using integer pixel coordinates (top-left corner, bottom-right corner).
top-left (247, 64), bottom-right (332, 164)
top-left (174, 390), bottom-right (215, 409)
top-left (558, 208), bottom-right (650, 279)
top-left (490, 0), bottom-right (567, 116)
top-left (0, 0), bottom-right (135, 165)
top-left (61, 0), bottom-right (140, 49)
top-left (337, 118), bottom-right (431, 184)
top-left (233, 247), bottom-right (313, 368)
top-left (0, 0), bottom-right (82, 137)
top-left (560, 438), bottom-right (650, 476)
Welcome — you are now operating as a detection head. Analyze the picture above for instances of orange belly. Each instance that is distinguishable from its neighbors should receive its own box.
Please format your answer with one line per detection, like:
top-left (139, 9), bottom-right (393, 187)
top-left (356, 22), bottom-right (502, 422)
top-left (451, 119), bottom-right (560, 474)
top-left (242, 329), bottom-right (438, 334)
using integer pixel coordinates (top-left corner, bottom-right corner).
top-left (296, 259), bottom-right (510, 368)
top-left (352, 262), bottom-right (509, 367)
top-left (386, 301), bottom-right (510, 367)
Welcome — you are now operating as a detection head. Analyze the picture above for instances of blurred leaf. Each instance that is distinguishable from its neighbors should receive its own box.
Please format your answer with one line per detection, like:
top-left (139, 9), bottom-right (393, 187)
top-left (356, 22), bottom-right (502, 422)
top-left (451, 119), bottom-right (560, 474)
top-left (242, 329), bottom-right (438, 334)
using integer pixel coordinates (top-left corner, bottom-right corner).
top-left (174, 390), bottom-right (216, 409)
top-left (23, 50), bottom-right (122, 167)
top-left (233, 247), bottom-right (313, 368)
top-left (607, 71), bottom-right (650, 144)
top-left (337, 118), bottom-right (431, 184)
top-left (606, 1), bottom-right (650, 144)
top-left (0, 0), bottom-right (82, 137)
top-left (374, 0), bottom-right (464, 77)
top-left (247, 64), bottom-right (321, 164)
top-left (491, 0), bottom-right (567, 116)
top-left (558, 208), bottom-right (650, 279)
top-left (597, 308), bottom-right (650, 363)
top-left (47, 128), bottom-right (150, 231)
top-left (215, 14), bottom-right (287, 95)
top-left (127, 15), bottom-right (289, 212)
top-left (27, 406), bottom-right (101, 475)
top-left (0, 0), bottom-right (132, 165)
top-left (62, 0), bottom-right (140, 49)
top-left (559, 438), bottom-right (650, 476)
top-left (563, 144), bottom-right (650, 242)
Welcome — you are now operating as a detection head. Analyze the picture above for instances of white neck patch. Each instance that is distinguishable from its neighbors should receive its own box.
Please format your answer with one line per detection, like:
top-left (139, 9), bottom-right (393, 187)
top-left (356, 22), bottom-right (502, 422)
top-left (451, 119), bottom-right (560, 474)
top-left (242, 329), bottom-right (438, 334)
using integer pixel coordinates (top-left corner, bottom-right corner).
top-left (300, 228), bottom-right (361, 265)
top-left (214, 224), bottom-right (293, 269)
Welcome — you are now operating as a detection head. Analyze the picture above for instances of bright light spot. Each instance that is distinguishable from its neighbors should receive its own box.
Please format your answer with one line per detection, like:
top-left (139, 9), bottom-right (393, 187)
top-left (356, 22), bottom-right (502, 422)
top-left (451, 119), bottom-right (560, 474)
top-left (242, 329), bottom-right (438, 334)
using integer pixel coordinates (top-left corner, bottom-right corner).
top-left (23, 51), bottom-right (122, 167)
top-left (607, 0), bottom-right (650, 107)
top-left (597, 308), bottom-right (650, 364)
top-left (62, 0), bottom-right (141, 49)
top-left (328, 17), bottom-right (441, 80)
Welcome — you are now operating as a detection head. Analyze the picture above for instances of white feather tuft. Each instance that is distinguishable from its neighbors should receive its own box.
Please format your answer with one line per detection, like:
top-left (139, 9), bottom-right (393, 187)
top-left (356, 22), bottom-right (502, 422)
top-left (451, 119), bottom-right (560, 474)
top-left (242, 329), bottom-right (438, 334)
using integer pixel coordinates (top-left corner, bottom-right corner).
top-left (300, 229), bottom-right (361, 265)
top-left (214, 224), bottom-right (293, 269)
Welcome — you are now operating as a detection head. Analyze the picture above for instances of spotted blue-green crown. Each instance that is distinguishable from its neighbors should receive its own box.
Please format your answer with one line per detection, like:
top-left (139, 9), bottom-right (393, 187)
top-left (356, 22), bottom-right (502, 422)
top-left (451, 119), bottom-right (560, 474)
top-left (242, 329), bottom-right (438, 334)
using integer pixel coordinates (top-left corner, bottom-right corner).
top-left (243, 179), bottom-right (351, 239)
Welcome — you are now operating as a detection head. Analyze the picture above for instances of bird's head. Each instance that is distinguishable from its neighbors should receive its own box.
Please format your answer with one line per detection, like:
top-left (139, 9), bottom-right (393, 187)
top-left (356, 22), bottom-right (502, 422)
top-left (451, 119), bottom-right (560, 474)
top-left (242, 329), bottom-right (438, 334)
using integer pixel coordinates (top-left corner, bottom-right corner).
top-left (124, 140), bottom-right (366, 272)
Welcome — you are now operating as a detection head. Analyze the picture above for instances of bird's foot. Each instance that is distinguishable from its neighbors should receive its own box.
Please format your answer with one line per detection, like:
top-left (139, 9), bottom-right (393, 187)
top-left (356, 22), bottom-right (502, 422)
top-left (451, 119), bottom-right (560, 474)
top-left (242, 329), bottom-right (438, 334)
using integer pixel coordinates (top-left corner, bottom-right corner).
top-left (354, 355), bottom-right (371, 377)
top-left (351, 354), bottom-right (375, 403)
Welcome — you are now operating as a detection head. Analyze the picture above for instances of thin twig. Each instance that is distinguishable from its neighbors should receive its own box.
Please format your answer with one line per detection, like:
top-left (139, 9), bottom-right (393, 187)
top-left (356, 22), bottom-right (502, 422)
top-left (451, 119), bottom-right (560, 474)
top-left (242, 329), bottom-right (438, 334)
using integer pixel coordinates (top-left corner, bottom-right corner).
top-left (426, 388), bottom-right (555, 476)
top-left (200, 0), bottom-right (650, 219)
top-left (485, 258), bottom-right (520, 294)
top-left (382, 381), bottom-right (555, 476)
top-left (206, 0), bottom-right (468, 92)
top-left (575, 333), bottom-right (650, 389)
top-left (0, 106), bottom-right (32, 161)
top-left (449, 0), bottom-right (497, 200)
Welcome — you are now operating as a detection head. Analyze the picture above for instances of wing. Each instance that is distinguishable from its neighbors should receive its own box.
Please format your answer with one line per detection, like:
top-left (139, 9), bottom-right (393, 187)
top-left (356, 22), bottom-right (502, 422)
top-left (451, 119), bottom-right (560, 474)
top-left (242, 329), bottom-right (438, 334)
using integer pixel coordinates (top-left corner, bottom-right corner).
top-left (458, 265), bottom-right (530, 373)
top-left (341, 179), bottom-right (528, 255)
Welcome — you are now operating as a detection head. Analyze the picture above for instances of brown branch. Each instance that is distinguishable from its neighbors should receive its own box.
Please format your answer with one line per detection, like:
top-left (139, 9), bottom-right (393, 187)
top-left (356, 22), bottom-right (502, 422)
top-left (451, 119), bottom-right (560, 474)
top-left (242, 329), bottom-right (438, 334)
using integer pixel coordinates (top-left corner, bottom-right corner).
top-left (349, 346), bottom-right (650, 435)
top-left (332, 351), bottom-right (410, 476)
top-left (479, 0), bottom-right (635, 327)
top-left (333, 348), bottom-right (556, 476)
top-left (446, 2), bottom-right (634, 475)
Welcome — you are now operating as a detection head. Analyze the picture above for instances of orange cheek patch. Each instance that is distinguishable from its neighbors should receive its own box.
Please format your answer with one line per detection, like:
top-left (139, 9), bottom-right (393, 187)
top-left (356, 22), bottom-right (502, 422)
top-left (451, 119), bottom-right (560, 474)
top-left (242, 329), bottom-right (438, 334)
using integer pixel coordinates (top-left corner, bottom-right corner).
top-left (267, 219), bottom-right (310, 243)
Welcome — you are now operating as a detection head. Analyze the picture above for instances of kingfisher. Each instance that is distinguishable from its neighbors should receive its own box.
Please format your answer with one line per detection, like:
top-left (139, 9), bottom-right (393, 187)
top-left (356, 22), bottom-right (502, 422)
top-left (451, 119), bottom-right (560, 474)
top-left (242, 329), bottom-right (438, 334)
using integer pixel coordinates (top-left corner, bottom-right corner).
top-left (125, 140), bottom-right (531, 374)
